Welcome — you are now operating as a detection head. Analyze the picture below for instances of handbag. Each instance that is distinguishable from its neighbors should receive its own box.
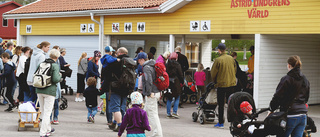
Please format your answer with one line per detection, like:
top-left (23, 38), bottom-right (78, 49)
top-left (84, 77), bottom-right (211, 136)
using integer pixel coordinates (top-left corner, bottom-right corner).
top-left (264, 111), bottom-right (287, 135)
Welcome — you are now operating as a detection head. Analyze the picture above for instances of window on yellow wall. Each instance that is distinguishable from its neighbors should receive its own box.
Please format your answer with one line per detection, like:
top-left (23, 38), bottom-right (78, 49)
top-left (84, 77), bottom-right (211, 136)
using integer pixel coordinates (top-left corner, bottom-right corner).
top-left (185, 43), bottom-right (201, 68)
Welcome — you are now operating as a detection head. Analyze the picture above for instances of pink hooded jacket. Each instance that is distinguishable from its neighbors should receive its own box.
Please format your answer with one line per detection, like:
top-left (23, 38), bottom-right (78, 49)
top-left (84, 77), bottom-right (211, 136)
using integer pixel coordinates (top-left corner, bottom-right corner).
top-left (156, 55), bottom-right (165, 65)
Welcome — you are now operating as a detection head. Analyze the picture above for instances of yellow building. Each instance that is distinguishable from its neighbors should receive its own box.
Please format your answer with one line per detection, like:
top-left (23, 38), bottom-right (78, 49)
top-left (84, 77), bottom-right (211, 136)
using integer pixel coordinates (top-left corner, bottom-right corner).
top-left (4, 0), bottom-right (320, 108)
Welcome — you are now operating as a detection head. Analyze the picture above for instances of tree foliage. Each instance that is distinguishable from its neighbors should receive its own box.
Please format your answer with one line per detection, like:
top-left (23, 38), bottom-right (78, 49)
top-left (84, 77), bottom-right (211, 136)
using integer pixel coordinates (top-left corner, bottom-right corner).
top-left (3, 0), bottom-right (37, 5)
top-left (212, 40), bottom-right (254, 51)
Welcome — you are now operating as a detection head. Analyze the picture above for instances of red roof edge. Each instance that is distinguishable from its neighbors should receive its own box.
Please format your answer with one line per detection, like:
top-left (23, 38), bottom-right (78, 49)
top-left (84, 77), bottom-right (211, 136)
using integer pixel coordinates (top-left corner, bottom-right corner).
top-left (0, 1), bottom-right (22, 8)
top-left (144, 6), bottom-right (160, 9)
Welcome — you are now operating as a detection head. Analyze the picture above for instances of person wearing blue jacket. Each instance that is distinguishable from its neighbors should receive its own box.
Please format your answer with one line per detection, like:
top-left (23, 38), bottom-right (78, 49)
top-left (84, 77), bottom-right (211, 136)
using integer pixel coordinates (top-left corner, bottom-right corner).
top-left (86, 50), bottom-right (101, 80)
top-left (0, 53), bottom-right (17, 112)
top-left (100, 46), bottom-right (119, 68)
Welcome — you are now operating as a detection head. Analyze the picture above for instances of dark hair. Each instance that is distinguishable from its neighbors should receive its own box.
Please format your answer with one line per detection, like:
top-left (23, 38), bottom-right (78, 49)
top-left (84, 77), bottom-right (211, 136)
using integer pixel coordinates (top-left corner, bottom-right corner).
top-left (149, 47), bottom-right (156, 55)
top-left (87, 77), bottom-right (97, 86)
top-left (231, 52), bottom-right (237, 57)
top-left (1, 52), bottom-right (10, 59)
top-left (249, 46), bottom-right (254, 51)
top-left (135, 47), bottom-right (143, 54)
top-left (287, 55), bottom-right (302, 68)
top-left (53, 45), bottom-right (60, 49)
top-left (21, 46), bottom-right (31, 53)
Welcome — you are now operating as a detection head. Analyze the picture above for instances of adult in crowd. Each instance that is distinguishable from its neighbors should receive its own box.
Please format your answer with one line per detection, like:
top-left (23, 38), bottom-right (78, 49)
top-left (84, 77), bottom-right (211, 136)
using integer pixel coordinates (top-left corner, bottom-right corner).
top-left (247, 46), bottom-right (254, 74)
top-left (194, 63), bottom-right (206, 100)
top-left (0, 38), bottom-right (4, 55)
top-left (103, 47), bottom-right (130, 131)
top-left (156, 51), bottom-right (171, 65)
top-left (175, 46), bottom-right (189, 74)
top-left (36, 49), bottom-right (61, 137)
top-left (147, 47), bottom-right (157, 60)
top-left (211, 43), bottom-right (236, 128)
top-left (86, 50), bottom-right (101, 80)
top-left (231, 52), bottom-right (247, 91)
top-left (50, 46), bottom-right (62, 124)
top-left (27, 41), bottom-right (51, 102)
top-left (16, 46), bottom-right (31, 103)
top-left (165, 52), bottom-right (183, 119)
top-left (5, 41), bottom-right (14, 57)
top-left (134, 47), bottom-right (143, 58)
top-left (137, 52), bottom-right (163, 137)
top-left (58, 48), bottom-right (70, 90)
top-left (12, 46), bottom-right (22, 66)
top-left (269, 55), bottom-right (310, 137)
top-left (76, 52), bottom-right (87, 102)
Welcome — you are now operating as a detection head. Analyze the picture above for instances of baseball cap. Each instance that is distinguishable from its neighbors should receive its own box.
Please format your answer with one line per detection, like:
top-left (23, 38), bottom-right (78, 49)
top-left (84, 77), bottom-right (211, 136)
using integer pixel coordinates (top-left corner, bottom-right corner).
top-left (215, 43), bottom-right (226, 51)
top-left (105, 46), bottom-right (115, 52)
top-left (240, 101), bottom-right (253, 114)
top-left (134, 52), bottom-right (147, 60)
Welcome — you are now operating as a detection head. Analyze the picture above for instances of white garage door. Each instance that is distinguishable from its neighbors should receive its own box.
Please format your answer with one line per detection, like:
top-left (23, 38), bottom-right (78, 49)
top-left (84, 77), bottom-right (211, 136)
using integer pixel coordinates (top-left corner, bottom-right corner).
top-left (25, 35), bottom-right (99, 91)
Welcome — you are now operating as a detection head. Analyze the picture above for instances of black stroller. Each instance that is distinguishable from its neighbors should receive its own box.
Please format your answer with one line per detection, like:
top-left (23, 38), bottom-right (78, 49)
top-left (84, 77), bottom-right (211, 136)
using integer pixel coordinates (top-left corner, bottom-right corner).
top-left (192, 82), bottom-right (218, 124)
top-left (60, 67), bottom-right (74, 95)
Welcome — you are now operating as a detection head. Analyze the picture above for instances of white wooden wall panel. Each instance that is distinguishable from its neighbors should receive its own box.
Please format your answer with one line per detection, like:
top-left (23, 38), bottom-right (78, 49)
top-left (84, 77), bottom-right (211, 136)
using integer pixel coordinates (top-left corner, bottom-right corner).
top-left (257, 34), bottom-right (320, 108)
top-left (201, 40), bottom-right (212, 69)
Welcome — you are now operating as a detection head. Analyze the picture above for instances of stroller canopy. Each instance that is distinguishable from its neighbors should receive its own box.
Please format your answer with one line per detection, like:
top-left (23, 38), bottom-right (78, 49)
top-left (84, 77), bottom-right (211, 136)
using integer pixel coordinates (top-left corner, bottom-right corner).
top-left (227, 92), bottom-right (256, 122)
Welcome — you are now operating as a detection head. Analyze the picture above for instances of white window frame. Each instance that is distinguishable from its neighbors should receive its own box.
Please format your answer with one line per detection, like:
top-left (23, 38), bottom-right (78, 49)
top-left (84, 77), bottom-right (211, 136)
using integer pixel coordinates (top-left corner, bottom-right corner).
top-left (2, 18), bottom-right (8, 27)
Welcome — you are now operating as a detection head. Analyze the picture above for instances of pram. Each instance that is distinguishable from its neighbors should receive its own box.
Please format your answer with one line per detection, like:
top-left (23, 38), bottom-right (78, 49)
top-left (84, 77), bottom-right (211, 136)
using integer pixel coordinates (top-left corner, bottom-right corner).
top-left (192, 82), bottom-right (218, 124)
top-left (59, 96), bottom-right (68, 110)
top-left (181, 75), bottom-right (198, 104)
top-left (60, 67), bottom-right (74, 95)
top-left (227, 92), bottom-right (317, 137)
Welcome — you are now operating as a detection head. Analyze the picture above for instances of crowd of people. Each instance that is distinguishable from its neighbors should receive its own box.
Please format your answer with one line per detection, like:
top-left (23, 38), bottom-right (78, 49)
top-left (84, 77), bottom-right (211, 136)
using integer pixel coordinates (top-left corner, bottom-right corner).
top-left (0, 37), bottom-right (311, 137)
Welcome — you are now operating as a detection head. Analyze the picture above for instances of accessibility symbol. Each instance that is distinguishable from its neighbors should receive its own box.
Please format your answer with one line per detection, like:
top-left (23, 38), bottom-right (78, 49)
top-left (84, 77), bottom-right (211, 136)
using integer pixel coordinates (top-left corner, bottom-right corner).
top-left (124, 23), bottom-right (132, 32)
top-left (201, 20), bottom-right (211, 32)
top-left (112, 23), bottom-right (120, 32)
top-left (88, 24), bottom-right (94, 33)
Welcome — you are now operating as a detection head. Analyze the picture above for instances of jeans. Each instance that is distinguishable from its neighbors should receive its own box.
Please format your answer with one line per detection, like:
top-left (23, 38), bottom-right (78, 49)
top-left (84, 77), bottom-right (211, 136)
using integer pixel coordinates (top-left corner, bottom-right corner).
top-left (217, 87), bottom-right (235, 124)
top-left (105, 92), bottom-right (112, 123)
top-left (166, 96), bottom-right (180, 116)
top-left (87, 106), bottom-right (98, 119)
top-left (50, 99), bottom-right (59, 121)
top-left (283, 115), bottom-right (307, 137)
top-left (24, 86), bottom-right (37, 102)
top-left (145, 93), bottom-right (163, 137)
top-left (38, 93), bottom-right (55, 136)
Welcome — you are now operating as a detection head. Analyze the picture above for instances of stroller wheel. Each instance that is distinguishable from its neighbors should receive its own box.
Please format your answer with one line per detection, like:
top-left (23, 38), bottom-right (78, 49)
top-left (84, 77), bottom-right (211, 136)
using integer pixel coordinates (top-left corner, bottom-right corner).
top-left (181, 94), bottom-right (188, 103)
top-left (59, 104), bottom-right (66, 110)
top-left (189, 95), bottom-right (197, 104)
top-left (69, 87), bottom-right (74, 95)
top-left (199, 113), bottom-right (206, 124)
top-left (192, 112), bottom-right (198, 122)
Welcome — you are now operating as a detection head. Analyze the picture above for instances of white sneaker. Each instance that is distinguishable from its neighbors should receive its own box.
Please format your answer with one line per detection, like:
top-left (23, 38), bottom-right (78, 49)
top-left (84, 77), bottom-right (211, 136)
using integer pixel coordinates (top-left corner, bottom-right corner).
top-left (78, 98), bottom-right (83, 102)
top-left (75, 98), bottom-right (79, 102)
top-left (82, 97), bottom-right (85, 101)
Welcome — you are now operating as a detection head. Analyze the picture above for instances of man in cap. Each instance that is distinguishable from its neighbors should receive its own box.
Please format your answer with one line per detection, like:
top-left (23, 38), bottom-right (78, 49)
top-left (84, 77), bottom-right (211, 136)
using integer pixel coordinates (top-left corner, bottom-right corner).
top-left (211, 43), bottom-right (237, 128)
top-left (137, 52), bottom-right (163, 137)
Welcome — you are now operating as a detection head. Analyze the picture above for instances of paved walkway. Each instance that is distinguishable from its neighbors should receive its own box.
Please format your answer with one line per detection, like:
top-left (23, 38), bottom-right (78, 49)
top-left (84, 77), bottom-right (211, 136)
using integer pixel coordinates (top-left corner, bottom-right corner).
top-left (0, 95), bottom-right (319, 137)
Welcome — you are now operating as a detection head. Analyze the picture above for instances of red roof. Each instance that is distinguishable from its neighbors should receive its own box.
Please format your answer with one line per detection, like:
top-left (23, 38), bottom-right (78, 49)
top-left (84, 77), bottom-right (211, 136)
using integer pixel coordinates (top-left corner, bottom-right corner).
top-left (0, 1), bottom-right (22, 8)
top-left (6, 0), bottom-right (168, 14)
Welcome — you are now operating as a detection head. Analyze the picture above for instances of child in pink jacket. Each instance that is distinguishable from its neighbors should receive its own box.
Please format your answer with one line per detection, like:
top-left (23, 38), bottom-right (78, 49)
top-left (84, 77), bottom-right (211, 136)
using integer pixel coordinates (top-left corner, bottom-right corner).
top-left (194, 63), bottom-right (206, 99)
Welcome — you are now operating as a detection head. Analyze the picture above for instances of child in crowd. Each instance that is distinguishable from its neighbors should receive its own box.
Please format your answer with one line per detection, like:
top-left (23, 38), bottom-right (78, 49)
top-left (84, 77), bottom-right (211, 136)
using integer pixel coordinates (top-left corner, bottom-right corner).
top-left (0, 53), bottom-right (17, 112)
top-left (83, 77), bottom-right (103, 123)
top-left (194, 63), bottom-right (206, 100)
top-left (118, 92), bottom-right (151, 137)
top-left (100, 46), bottom-right (120, 68)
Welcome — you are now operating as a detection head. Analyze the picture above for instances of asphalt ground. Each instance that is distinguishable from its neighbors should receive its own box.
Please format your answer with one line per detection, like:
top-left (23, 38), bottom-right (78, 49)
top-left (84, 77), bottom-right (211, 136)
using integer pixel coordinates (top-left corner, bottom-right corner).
top-left (0, 94), bottom-right (319, 137)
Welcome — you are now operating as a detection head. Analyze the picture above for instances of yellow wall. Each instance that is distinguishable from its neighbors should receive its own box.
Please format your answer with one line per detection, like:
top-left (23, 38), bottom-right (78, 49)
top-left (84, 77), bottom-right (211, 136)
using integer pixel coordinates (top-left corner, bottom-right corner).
top-left (104, 0), bottom-right (320, 34)
top-left (20, 17), bottom-right (100, 35)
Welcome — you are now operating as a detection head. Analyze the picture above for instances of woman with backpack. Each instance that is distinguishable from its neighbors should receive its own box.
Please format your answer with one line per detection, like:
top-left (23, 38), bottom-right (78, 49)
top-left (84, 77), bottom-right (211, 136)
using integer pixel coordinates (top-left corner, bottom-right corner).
top-left (26, 41), bottom-right (51, 102)
top-left (156, 51), bottom-right (171, 65)
top-left (76, 52), bottom-right (87, 102)
top-left (86, 50), bottom-right (101, 81)
top-left (16, 46), bottom-right (31, 103)
top-left (269, 55), bottom-right (310, 137)
top-left (165, 52), bottom-right (184, 119)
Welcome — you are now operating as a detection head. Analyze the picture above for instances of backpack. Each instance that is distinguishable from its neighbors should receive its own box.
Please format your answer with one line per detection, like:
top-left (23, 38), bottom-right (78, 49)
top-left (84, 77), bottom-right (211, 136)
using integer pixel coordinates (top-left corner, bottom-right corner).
top-left (33, 62), bottom-right (52, 88)
top-left (111, 57), bottom-right (136, 95)
top-left (153, 62), bottom-right (169, 91)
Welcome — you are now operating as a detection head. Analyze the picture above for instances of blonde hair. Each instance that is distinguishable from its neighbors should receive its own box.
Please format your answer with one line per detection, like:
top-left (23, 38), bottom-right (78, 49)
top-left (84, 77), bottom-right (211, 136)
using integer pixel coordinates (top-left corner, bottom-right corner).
top-left (163, 51), bottom-right (171, 59)
top-left (78, 52), bottom-right (87, 65)
top-left (197, 63), bottom-right (204, 72)
top-left (13, 46), bottom-right (22, 56)
top-left (118, 47), bottom-right (128, 54)
top-left (129, 103), bottom-right (145, 109)
top-left (37, 41), bottom-right (50, 49)
top-left (175, 46), bottom-right (182, 52)
top-left (49, 49), bottom-right (60, 59)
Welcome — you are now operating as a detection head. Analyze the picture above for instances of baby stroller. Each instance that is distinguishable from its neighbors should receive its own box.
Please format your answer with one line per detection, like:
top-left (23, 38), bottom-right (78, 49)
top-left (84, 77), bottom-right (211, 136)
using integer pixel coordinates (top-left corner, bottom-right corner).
top-left (192, 82), bottom-right (218, 124)
top-left (59, 96), bottom-right (68, 110)
top-left (60, 67), bottom-right (74, 95)
top-left (181, 75), bottom-right (198, 104)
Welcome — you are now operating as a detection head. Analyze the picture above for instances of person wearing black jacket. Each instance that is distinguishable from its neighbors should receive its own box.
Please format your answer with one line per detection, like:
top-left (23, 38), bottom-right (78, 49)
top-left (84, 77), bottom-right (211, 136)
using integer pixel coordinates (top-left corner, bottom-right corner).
top-left (269, 55), bottom-right (310, 137)
top-left (175, 46), bottom-right (189, 74)
top-left (83, 77), bottom-right (103, 123)
top-left (165, 52), bottom-right (184, 119)
top-left (231, 52), bottom-right (247, 92)
top-left (102, 47), bottom-right (129, 131)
